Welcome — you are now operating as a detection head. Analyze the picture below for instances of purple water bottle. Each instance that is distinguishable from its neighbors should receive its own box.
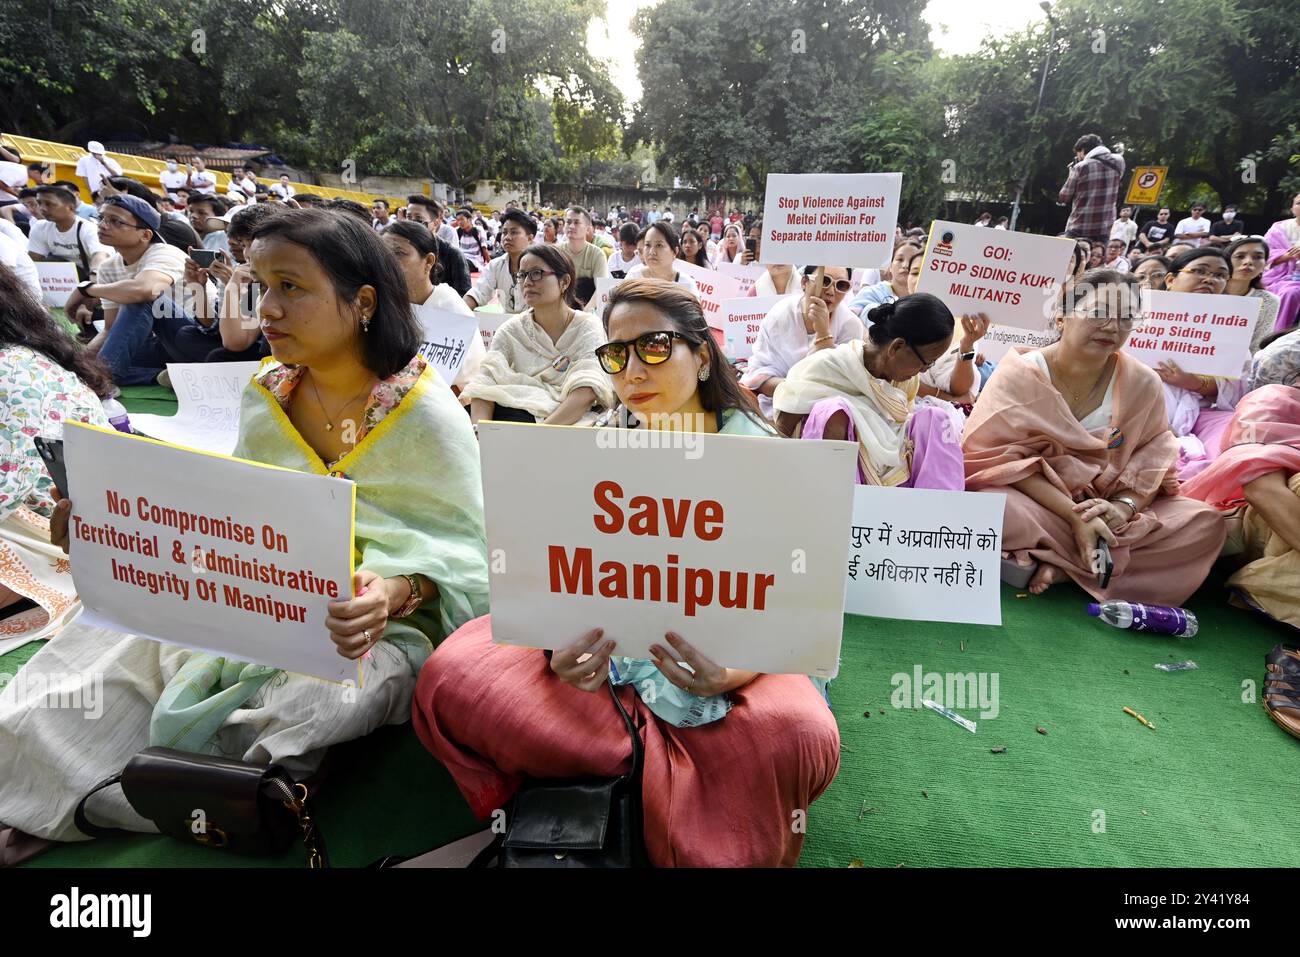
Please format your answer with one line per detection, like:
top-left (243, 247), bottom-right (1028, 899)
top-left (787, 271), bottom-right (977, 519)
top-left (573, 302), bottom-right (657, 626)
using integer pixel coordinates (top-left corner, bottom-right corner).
top-left (1087, 600), bottom-right (1198, 637)
top-left (101, 397), bottom-right (132, 434)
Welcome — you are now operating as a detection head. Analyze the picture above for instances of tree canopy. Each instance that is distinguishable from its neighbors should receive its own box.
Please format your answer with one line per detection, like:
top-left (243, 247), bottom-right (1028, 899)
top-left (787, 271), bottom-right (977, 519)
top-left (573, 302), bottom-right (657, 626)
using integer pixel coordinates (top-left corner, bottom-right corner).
top-left (2, 0), bottom-right (1294, 215)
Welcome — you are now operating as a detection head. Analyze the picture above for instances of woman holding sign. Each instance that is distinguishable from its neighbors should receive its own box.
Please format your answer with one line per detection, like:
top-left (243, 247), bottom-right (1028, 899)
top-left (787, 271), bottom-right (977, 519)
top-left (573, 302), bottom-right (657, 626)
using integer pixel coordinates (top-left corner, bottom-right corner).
top-left (413, 279), bottom-right (840, 868)
top-left (772, 293), bottom-right (967, 489)
top-left (1152, 249), bottom-right (1251, 480)
top-left (0, 209), bottom-right (491, 843)
top-left (383, 221), bottom-right (486, 399)
top-left (962, 269), bottom-right (1224, 601)
top-left (904, 252), bottom-right (989, 402)
top-left (462, 245), bottom-right (614, 425)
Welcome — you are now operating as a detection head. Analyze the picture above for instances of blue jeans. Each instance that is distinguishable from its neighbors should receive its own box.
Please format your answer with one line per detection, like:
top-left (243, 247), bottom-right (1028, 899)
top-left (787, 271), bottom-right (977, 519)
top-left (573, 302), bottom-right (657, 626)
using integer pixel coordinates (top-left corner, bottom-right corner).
top-left (99, 296), bottom-right (211, 385)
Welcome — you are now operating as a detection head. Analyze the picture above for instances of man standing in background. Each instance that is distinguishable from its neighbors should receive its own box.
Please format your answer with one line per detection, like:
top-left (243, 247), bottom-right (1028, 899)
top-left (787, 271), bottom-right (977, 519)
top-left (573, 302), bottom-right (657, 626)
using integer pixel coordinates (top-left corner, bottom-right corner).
top-left (1058, 133), bottom-right (1125, 250)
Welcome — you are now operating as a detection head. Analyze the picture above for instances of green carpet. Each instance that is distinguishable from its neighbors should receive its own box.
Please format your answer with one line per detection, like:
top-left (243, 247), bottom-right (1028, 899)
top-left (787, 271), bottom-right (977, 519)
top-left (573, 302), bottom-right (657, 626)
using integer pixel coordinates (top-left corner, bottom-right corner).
top-left (4, 571), bottom-right (1296, 868)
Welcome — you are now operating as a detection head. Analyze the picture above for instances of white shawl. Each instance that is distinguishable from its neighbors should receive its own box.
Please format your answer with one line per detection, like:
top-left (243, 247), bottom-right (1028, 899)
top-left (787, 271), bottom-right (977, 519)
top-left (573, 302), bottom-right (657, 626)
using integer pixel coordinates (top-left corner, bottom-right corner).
top-left (773, 340), bottom-right (919, 484)
top-left (741, 294), bottom-right (865, 417)
top-left (460, 309), bottom-right (615, 420)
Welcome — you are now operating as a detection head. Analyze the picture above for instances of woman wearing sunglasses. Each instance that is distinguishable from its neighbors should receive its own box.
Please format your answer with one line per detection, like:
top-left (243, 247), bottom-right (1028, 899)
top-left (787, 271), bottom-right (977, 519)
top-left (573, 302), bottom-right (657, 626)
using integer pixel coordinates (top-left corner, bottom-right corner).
top-left (625, 222), bottom-right (699, 296)
top-left (413, 278), bottom-right (840, 866)
top-left (461, 244), bottom-right (615, 426)
top-left (963, 270), bottom-right (1224, 598)
top-left (772, 293), bottom-right (967, 489)
top-left (1152, 248), bottom-right (1251, 480)
top-left (741, 266), bottom-right (863, 420)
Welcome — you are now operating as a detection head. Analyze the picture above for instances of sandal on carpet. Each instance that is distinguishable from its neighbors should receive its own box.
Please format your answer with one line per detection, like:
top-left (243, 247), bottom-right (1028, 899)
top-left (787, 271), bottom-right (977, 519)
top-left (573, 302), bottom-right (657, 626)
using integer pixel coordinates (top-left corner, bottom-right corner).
top-left (1000, 557), bottom-right (1038, 589)
top-left (1265, 644), bottom-right (1300, 671)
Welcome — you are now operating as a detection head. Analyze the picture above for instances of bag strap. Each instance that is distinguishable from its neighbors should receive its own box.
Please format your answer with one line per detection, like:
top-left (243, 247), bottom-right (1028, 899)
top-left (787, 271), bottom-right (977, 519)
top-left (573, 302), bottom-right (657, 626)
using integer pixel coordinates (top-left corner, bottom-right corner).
top-left (73, 773), bottom-right (131, 839)
top-left (74, 220), bottom-right (91, 274)
top-left (261, 773), bottom-right (330, 869)
top-left (607, 676), bottom-right (642, 785)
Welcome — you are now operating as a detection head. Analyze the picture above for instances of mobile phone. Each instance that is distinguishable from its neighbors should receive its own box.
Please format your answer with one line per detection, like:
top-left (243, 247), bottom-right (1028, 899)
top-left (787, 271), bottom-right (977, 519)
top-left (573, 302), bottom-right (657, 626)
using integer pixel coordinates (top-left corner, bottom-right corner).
top-left (32, 437), bottom-right (69, 499)
top-left (189, 248), bottom-right (219, 267)
top-left (1095, 539), bottom-right (1113, 590)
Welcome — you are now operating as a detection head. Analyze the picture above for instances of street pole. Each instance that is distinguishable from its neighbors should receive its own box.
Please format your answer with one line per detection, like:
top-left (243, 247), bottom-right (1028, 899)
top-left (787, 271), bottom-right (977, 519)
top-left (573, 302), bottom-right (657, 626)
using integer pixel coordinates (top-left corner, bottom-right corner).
top-left (1009, 4), bottom-right (1056, 232)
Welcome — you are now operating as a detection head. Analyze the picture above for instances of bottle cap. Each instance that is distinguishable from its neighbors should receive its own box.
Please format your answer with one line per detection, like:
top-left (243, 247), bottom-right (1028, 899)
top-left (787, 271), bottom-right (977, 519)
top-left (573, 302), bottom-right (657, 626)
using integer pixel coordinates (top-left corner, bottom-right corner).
top-left (1085, 603), bottom-right (1101, 616)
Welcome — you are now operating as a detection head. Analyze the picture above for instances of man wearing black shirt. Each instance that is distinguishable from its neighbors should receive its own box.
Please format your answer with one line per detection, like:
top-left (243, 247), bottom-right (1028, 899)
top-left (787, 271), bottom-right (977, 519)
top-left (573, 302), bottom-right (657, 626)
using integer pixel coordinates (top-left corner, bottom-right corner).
top-left (1208, 205), bottom-right (1245, 247)
top-left (1138, 207), bottom-right (1176, 253)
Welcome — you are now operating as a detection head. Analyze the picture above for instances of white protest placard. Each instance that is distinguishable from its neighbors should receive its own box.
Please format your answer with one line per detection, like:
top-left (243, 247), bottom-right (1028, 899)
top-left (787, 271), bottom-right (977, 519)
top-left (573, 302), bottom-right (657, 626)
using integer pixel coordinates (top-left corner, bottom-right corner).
top-left (63, 424), bottom-right (358, 682)
top-left (129, 361), bottom-right (261, 456)
top-left (673, 260), bottom-right (741, 330)
top-left (721, 294), bottom-right (784, 361)
top-left (760, 172), bottom-right (901, 268)
top-left (1124, 289), bottom-right (1259, 377)
top-left (586, 276), bottom-right (624, 316)
top-left (977, 324), bottom-right (1057, 363)
top-left (916, 221), bottom-right (1075, 331)
top-left (414, 304), bottom-right (478, 387)
top-left (37, 261), bottom-right (79, 308)
top-left (475, 305), bottom-right (507, 351)
top-left (715, 261), bottom-right (767, 297)
top-left (844, 486), bottom-right (1006, 626)
top-left (480, 422), bottom-right (858, 676)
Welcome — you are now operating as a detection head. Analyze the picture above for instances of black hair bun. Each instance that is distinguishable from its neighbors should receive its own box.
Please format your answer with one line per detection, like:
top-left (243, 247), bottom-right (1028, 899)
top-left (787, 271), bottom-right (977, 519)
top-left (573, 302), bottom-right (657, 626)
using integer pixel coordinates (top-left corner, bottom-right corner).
top-left (865, 300), bottom-right (896, 343)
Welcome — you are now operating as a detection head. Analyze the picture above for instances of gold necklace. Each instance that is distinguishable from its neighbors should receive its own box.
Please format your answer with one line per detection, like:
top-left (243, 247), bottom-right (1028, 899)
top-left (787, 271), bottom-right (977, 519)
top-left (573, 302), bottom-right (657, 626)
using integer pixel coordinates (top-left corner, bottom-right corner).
top-left (1048, 354), bottom-right (1112, 404)
top-left (306, 373), bottom-right (374, 433)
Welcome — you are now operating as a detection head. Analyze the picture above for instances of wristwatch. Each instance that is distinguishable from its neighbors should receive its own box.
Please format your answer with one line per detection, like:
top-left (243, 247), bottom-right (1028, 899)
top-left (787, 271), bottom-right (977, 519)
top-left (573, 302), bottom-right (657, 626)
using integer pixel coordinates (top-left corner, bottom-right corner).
top-left (392, 574), bottom-right (423, 619)
top-left (77, 279), bottom-right (96, 295)
top-left (959, 351), bottom-right (977, 362)
top-left (1110, 494), bottom-right (1140, 520)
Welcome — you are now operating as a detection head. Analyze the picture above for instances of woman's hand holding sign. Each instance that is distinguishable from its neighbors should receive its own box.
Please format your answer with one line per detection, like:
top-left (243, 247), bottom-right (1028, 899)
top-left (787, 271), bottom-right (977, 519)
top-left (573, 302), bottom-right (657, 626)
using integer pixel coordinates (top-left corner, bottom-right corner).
top-left (50, 487), bottom-right (72, 554)
top-left (650, 632), bottom-right (756, 697)
top-left (959, 313), bottom-right (990, 352)
top-left (327, 569), bottom-right (390, 659)
top-left (552, 628), bottom-right (617, 692)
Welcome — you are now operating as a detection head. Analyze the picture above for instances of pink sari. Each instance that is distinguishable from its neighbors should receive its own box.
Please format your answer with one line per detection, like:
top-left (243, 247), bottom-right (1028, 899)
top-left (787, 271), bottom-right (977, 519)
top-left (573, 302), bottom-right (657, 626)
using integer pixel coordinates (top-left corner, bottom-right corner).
top-left (962, 350), bottom-right (1225, 604)
top-left (412, 615), bottom-right (841, 867)
top-left (1263, 219), bottom-right (1300, 333)
top-left (1181, 385), bottom-right (1300, 509)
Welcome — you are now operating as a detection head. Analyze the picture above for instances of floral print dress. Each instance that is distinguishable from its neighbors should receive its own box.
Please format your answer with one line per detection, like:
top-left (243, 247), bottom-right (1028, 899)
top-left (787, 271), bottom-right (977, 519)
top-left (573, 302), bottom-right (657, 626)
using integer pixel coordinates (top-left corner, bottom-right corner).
top-left (0, 346), bottom-right (109, 522)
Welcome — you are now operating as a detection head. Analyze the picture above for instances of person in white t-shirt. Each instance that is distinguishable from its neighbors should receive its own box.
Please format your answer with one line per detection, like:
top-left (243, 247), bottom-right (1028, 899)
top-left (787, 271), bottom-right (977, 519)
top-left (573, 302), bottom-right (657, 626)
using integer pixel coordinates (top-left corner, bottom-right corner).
top-left (1103, 238), bottom-right (1131, 272)
top-left (74, 142), bottom-right (122, 197)
top-left (464, 210), bottom-right (536, 313)
top-left (0, 226), bottom-right (41, 301)
top-left (1109, 206), bottom-right (1138, 248)
top-left (607, 222), bottom-right (642, 276)
top-left (68, 195), bottom-right (190, 385)
top-left (28, 186), bottom-right (108, 276)
top-left (158, 160), bottom-right (188, 200)
top-left (269, 174), bottom-right (296, 200)
top-left (1174, 203), bottom-right (1212, 247)
top-left (185, 158), bottom-right (218, 195)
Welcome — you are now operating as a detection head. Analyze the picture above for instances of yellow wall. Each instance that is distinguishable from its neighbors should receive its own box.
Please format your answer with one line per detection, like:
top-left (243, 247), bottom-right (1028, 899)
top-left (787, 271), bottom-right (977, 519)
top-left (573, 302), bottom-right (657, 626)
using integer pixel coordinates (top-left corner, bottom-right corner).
top-left (2, 133), bottom-right (403, 206)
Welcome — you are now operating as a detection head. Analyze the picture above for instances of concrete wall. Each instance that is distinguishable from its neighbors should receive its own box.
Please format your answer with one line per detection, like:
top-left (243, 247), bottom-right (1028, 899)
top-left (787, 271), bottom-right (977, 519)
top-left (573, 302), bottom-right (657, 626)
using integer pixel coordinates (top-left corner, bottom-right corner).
top-left (538, 183), bottom-right (762, 217)
top-left (315, 172), bottom-right (440, 200)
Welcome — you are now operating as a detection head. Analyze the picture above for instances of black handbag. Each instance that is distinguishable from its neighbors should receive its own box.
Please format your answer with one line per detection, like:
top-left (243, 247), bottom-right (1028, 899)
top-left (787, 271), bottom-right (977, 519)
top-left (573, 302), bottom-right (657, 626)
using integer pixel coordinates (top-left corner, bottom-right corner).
top-left (74, 747), bottom-right (328, 867)
top-left (473, 678), bottom-right (649, 868)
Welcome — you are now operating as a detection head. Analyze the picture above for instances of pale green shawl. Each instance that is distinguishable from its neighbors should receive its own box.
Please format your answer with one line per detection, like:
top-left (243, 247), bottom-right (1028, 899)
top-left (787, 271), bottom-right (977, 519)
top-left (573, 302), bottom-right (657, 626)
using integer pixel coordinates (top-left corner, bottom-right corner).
top-left (149, 361), bottom-right (490, 752)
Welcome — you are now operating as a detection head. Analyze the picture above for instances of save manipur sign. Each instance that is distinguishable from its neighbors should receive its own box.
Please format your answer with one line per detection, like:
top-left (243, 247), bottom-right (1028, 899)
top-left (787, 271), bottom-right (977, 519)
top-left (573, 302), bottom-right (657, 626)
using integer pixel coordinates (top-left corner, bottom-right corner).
top-left (479, 422), bottom-right (858, 677)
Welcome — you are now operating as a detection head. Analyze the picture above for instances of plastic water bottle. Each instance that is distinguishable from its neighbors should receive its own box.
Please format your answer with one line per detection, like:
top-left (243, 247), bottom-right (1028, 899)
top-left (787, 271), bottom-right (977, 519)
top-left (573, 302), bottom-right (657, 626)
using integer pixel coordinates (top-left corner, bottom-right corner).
top-left (1086, 601), bottom-right (1198, 638)
top-left (101, 397), bottom-right (132, 434)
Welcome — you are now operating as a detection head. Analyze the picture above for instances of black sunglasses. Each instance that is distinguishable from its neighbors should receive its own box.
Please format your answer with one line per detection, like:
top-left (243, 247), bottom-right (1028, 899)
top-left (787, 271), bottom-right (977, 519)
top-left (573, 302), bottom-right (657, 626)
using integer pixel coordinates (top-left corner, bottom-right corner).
top-left (596, 331), bottom-right (694, 374)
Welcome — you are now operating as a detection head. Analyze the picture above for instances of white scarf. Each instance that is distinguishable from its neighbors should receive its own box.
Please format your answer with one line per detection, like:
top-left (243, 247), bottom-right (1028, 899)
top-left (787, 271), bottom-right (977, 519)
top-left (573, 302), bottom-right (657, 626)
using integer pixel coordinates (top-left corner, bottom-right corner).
top-left (773, 340), bottom-right (919, 484)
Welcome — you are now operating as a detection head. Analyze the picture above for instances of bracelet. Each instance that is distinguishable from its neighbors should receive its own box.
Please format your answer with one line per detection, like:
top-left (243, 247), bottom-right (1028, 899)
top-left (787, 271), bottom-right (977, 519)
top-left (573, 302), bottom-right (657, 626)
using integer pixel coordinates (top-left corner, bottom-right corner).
top-left (814, 334), bottom-right (834, 345)
top-left (392, 573), bottom-right (423, 619)
top-left (1110, 494), bottom-right (1139, 520)
top-left (1196, 375), bottom-right (1216, 395)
